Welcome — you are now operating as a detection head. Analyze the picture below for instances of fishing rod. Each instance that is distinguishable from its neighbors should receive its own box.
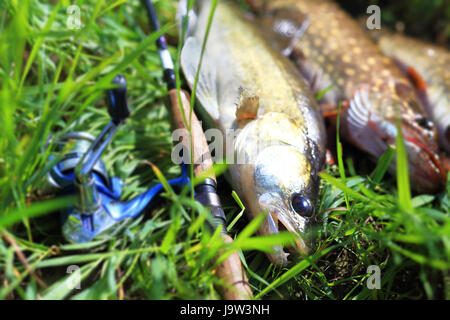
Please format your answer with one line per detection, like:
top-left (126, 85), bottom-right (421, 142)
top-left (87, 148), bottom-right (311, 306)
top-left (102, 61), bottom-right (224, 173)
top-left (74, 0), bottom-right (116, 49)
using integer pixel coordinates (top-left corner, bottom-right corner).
top-left (141, 0), bottom-right (253, 300)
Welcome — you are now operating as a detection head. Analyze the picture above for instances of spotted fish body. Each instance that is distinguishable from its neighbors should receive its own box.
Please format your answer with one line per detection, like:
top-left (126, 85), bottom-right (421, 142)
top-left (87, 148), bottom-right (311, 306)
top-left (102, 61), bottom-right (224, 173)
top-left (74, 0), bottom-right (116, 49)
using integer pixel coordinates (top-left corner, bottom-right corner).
top-left (370, 31), bottom-right (450, 153)
top-left (250, 0), bottom-right (446, 193)
top-left (180, 1), bottom-right (326, 265)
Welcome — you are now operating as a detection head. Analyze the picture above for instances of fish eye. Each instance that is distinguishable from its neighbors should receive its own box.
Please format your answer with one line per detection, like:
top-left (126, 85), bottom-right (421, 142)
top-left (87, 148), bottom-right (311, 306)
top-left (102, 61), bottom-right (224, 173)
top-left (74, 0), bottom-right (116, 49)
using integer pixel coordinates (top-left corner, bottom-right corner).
top-left (291, 193), bottom-right (313, 217)
top-left (416, 117), bottom-right (434, 131)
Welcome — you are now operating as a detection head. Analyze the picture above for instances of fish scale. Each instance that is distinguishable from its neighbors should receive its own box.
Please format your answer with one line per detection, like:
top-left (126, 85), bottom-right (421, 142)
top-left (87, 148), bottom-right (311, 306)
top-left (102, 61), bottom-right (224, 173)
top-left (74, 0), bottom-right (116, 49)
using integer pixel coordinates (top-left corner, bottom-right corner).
top-left (281, 1), bottom-right (415, 110)
top-left (250, 0), bottom-right (446, 193)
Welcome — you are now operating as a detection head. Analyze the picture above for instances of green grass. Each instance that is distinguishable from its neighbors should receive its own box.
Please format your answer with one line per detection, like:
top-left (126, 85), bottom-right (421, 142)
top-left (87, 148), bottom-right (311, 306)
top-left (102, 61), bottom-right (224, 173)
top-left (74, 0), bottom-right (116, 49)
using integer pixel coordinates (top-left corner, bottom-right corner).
top-left (0, 0), bottom-right (449, 300)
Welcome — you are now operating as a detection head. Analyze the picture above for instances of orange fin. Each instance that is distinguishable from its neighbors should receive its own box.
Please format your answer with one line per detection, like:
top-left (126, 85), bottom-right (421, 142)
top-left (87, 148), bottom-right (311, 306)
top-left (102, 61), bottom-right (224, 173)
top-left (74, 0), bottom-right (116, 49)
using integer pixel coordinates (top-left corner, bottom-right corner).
top-left (319, 103), bottom-right (338, 118)
top-left (326, 149), bottom-right (336, 166)
top-left (320, 101), bottom-right (349, 119)
top-left (236, 87), bottom-right (259, 121)
top-left (406, 67), bottom-right (427, 92)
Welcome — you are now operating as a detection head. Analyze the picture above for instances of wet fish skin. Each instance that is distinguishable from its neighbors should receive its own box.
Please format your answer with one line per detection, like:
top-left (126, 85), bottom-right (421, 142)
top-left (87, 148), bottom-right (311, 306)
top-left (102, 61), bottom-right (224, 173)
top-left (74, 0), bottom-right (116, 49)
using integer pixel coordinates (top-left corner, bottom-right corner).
top-left (369, 30), bottom-right (450, 154)
top-left (249, 0), bottom-right (446, 193)
top-left (180, 0), bottom-right (326, 265)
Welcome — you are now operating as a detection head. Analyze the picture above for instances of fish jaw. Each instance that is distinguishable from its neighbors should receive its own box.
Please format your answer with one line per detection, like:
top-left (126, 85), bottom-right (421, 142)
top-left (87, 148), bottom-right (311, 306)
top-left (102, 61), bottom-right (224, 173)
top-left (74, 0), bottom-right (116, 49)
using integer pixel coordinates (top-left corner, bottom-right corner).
top-left (389, 115), bottom-right (446, 193)
top-left (347, 117), bottom-right (445, 193)
top-left (348, 117), bottom-right (445, 193)
top-left (341, 85), bottom-right (446, 193)
top-left (401, 127), bottom-right (446, 193)
top-left (257, 192), bottom-right (310, 266)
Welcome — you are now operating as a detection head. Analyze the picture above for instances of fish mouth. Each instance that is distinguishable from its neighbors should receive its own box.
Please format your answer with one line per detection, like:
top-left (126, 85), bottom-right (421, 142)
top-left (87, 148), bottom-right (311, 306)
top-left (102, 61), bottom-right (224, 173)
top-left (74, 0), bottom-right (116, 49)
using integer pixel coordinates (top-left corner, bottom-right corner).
top-left (401, 132), bottom-right (446, 193)
top-left (264, 208), bottom-right (309, 266)
top-left (344, 85), bottom-right (447, 193)
top-left (363, 114), bottom-right (447, 193)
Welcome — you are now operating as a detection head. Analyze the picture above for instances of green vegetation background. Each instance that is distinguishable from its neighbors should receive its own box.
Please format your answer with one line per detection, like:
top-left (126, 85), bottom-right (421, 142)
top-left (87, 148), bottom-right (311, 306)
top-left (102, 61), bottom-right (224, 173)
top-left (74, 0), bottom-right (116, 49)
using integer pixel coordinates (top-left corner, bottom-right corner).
top-left (0, 0), bottom-right (449, 300)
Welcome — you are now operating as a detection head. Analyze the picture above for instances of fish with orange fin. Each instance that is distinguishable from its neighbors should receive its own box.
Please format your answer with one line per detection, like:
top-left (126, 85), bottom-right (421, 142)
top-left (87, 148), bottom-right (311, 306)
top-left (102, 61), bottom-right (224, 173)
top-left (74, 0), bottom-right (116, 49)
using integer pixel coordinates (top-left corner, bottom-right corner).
top-left (247, 0), bottom-right (447, 193)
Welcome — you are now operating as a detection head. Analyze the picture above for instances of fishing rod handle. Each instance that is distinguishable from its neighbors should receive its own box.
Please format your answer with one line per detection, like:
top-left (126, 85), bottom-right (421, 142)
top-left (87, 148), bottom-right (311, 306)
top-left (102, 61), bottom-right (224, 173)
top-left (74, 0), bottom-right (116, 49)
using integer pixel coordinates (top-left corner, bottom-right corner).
top-left (166, 89), bottom-right (252, 299)
top-left (216, 234), bottom-right (254, 300)
top-left (141, 0), bottom-right (251, 299)
top-left (167, 89), bottom-right (215, 181)
top-left (194, 180), bottom-right (252, 299)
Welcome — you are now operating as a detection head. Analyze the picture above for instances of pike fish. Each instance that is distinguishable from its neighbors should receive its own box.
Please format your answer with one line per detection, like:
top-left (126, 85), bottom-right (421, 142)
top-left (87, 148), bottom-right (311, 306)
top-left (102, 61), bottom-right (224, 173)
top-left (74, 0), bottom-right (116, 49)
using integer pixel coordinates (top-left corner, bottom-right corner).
top-left (179, 0), bottom-right (326, 265)
top-left (248, 0), bottom-right (447, 193)
top-left (368, 30), bottom-right (450, 154)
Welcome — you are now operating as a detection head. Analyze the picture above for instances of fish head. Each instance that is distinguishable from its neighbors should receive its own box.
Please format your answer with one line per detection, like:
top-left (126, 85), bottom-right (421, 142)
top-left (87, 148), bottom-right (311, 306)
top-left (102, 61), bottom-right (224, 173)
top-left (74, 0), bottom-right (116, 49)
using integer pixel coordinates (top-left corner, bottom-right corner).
top-left (235, 112), bottom-right (324, 265)
top-left (343, 80), bottom-right (446, 193)
top-left (397, 110), bottom-right (446, 193)
top-left (254, 144), bottom-right (319, 264)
